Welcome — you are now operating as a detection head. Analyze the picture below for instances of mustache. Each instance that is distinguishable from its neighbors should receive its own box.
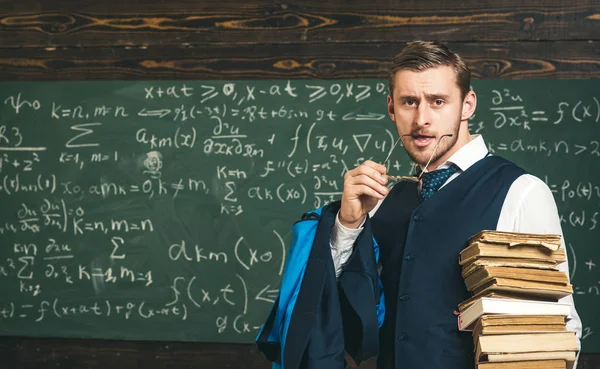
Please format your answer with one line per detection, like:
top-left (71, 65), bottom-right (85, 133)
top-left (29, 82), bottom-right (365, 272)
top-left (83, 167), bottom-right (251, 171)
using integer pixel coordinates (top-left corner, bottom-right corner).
top-left (400, 133), bottom-right (454, 139)
top-left (383, 133), bottom-right (453, 167)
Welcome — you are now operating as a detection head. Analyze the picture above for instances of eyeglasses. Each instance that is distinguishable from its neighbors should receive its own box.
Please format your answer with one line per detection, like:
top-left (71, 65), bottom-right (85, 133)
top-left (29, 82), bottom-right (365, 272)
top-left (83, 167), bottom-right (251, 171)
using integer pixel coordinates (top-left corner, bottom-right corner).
top-left (382, 133), bottom-right (453, 182)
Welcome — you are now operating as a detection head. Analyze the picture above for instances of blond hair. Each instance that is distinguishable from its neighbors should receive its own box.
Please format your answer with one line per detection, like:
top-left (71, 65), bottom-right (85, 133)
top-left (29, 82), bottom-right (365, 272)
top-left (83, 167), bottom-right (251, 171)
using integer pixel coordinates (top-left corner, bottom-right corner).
top-left (388, 41), bottom-right (471, 99)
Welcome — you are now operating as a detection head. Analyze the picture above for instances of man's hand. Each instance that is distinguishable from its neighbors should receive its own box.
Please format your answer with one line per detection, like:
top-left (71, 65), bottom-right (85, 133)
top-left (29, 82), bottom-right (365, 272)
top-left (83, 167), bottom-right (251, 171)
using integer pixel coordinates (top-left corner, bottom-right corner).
top-left (339, 160), bottom-right (389, 228)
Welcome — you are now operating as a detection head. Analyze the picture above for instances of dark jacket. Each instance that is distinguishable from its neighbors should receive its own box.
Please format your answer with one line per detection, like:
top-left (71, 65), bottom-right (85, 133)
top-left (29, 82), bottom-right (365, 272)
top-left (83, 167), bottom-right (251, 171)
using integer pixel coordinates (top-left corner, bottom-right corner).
top-left (256, 201), bottom-right (385, 369)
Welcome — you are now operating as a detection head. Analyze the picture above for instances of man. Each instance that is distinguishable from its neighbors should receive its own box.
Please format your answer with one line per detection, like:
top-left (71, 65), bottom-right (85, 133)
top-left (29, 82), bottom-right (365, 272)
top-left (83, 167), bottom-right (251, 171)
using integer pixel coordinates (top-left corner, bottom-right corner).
top-left (331, 41), bottom-right (582, 368)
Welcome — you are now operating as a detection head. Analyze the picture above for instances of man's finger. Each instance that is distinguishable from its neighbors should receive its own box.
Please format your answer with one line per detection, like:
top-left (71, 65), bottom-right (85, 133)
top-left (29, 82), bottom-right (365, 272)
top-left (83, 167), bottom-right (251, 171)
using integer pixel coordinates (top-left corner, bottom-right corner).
top-left (350, 174), bottom-right (389, 196)
top-left (353, 184), bottom-right (386, 199)
top-left (361, 160), bottom-right (387, 174)
top-left (351, 165), bottom-right (388, 185)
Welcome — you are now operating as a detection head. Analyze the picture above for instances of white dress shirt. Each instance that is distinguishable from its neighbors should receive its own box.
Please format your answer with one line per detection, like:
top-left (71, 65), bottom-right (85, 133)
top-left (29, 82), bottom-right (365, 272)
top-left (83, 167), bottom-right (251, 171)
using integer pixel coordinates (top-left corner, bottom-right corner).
top-left (330, 134), bottom-right (583, 363)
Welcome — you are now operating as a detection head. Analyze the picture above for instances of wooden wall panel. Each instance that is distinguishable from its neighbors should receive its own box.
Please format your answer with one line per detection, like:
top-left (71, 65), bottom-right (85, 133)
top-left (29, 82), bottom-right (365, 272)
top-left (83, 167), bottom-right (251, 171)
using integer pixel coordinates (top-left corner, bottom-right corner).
top-left (1, 336), bottom-right (600, 369)
top-left (0, 41), bottom-right (599, 81)
top-left (0, 0), bottom-right (599, 47)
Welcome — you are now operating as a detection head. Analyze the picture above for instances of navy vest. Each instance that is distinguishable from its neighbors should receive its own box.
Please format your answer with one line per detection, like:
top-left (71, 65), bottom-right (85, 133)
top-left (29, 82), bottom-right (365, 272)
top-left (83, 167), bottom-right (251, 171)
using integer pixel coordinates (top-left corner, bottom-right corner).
top-left (371, 155), bottom-right (527, 369)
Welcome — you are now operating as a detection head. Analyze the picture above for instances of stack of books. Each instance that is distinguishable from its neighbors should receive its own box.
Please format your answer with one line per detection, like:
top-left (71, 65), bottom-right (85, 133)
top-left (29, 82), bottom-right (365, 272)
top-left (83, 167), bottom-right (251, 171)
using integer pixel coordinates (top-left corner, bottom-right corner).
top-left (457, 231), bottom-right (578, 369)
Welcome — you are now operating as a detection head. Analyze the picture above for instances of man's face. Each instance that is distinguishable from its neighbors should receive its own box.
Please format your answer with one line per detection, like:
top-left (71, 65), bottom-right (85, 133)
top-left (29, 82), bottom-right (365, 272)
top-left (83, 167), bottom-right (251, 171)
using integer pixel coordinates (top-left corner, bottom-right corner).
top-left (387, 65), bottom-right (474, 168)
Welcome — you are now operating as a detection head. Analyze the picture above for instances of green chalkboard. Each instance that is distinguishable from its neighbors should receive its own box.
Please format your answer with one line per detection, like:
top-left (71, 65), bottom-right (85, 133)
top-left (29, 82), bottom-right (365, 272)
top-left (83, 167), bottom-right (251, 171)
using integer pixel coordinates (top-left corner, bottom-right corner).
top-left (0, 80), bottom-right (598, 352)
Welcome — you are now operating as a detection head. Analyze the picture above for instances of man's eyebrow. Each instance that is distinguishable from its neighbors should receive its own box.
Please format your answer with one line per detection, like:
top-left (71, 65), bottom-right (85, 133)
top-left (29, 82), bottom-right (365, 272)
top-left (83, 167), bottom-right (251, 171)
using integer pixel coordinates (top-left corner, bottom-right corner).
top-left (398, 94), bottom-right (417, 100)
top-left (397, 93), bottom-right (451, 101)
top-left (426, 93), bottom-right (450, 100)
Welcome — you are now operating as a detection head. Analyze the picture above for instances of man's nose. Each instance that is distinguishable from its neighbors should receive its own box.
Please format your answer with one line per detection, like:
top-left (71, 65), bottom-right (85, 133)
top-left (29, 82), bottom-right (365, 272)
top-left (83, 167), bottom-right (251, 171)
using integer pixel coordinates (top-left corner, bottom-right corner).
top-left (415, 103), bottom-right (431, 127)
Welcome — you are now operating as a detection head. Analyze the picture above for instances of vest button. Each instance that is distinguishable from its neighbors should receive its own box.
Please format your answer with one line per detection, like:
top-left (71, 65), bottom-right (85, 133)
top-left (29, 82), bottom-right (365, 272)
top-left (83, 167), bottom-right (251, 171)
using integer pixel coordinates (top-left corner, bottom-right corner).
top-left (397, 333), bottom-right (407, 341)
top-left (399, 294), bottom-right (410, 301)
top-left (413, 214), bottom-right (422, 222)
top-left (404, 254), bottom-right (414, 261)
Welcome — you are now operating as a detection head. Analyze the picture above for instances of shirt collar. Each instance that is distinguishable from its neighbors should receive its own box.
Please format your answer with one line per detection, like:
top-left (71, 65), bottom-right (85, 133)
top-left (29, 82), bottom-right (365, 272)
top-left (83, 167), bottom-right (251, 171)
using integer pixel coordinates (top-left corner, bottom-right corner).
top-left (421, 134), bottom-right (489, 172)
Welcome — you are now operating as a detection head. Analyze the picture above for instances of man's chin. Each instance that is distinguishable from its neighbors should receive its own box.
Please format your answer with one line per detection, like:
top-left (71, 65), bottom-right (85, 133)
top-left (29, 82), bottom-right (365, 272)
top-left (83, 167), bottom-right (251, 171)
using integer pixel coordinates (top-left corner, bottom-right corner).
top-left (409, 158), bottom-right (429, 169)
top-left (406, 151), bottom-right (432, 166)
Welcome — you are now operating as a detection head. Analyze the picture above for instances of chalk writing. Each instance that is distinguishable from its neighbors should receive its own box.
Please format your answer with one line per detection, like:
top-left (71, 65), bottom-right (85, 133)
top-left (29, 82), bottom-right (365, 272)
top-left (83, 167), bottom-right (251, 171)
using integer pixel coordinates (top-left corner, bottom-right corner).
top-left (0, 79), bottom-right (597, 349)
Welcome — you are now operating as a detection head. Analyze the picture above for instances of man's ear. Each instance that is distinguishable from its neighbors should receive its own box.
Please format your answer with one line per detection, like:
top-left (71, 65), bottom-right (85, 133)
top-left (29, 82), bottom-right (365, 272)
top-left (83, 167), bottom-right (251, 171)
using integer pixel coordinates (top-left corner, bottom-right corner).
top-left (461, 90), bottom-right (477, 121)
top-left (387, 94), bottom-right (395, 121)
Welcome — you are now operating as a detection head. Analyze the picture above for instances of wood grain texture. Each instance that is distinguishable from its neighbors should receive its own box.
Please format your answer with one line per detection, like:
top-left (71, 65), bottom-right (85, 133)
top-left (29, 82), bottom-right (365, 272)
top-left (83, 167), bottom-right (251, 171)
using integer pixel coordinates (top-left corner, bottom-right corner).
top-left (0, 41), bottom-right (598, 81)
top-left (1, 0), bottom-right (599, 47)
top-left (0, 337), bottom-right (268, 369)
top-left (0, 337), bottom-right (599, 369)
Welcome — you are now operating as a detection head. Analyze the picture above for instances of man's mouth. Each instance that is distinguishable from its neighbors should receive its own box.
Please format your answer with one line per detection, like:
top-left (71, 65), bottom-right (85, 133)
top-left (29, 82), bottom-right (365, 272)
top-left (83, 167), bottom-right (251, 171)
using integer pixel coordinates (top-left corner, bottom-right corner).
top-left (412, 135), bottom-right (434, 147)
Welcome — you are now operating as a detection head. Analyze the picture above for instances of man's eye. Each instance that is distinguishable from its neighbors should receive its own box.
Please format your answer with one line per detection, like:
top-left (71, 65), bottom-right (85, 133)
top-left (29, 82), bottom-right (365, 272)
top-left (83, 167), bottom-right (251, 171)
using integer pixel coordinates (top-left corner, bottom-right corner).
top-left (434, 100), bottom-right (444, 106)
top-left (404, 100), bottom-right (416, 106)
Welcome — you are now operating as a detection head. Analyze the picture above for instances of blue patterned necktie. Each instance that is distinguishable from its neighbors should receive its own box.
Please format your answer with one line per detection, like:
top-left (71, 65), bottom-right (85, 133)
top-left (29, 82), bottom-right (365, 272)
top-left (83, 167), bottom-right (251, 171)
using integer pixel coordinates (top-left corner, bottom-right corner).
top-left (419, 164), bottom-right (459, 202)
